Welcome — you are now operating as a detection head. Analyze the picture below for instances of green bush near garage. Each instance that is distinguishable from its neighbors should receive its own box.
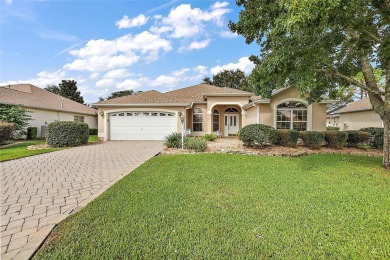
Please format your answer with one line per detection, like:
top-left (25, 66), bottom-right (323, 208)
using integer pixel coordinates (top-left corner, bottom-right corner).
top-left (89, 128), bottom-right (98, 135)
top-left (326, 126), bottom-right (340, 131)
top-left (46, 121), bottom-right (89, 148)
top-left (27, 126), bottom-right (38, 140)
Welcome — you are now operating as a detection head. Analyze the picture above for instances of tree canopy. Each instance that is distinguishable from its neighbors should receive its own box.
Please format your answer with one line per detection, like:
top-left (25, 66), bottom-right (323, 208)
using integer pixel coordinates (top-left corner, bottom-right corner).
top-left (229, 0), bottom-right (390, 168)
top-left (45, 80), bottom-right (85, 104)
top-left (0, 104), bottom-right (31, 131)
top-left (202, 69), bottom-right (253, 91)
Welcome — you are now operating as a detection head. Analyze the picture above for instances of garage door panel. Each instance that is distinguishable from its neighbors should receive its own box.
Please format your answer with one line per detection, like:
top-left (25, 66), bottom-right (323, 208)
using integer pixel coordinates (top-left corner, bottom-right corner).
top-left (110, 111), bottom-right (176, 140)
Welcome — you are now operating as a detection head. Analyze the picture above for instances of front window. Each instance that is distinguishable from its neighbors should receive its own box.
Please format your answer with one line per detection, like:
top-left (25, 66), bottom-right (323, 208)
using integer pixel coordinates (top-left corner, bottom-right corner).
top-left (193, 108), bottom-right (203, 131)
top-left (74, 115), bottom-right (85, 122)
top-left (212, 109), bottom-right (219, 132)
top-left (276, 101), bottom-right (307, 131)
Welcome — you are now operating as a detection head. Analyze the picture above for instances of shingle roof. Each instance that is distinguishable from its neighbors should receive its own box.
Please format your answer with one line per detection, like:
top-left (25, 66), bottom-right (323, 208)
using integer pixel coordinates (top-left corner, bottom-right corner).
top-left (95, 84), bottom-right (254, 105)
top-left (335, 97), bottom-right (372, 113)
top-left (0, 84), bottom-right (97, 115)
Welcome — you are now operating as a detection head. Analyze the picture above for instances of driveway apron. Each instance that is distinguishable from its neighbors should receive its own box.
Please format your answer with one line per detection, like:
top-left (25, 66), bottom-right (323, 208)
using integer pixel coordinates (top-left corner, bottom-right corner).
top-left (1, 141), bottom-right (162, 260)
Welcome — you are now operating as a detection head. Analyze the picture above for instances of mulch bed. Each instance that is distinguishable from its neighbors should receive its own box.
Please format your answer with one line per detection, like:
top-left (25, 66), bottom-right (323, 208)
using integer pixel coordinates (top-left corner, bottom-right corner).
top-left (163, 145), bottom-right (383, 157)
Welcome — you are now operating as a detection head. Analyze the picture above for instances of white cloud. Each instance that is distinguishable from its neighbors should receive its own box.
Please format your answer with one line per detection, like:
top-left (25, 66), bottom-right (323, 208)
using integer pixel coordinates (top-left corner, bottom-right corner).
top-left (179, 39), bottom-right (211, 52)
top-left (64, 31), bottom-right (172, 72)
top-left (212, 1), bottom-right (229, 9)
top-left (103, 69), bottom-right (131, 79)
top-left (0, 69), bottom-right (66, 88)
top-left (151, 2), bottom-right (231, 39)
top-left (151, 75), bottom-right (178, 86)
top-left (90, 73), bottom-right (99, 79)
top-left (193, 65), bottom-right (208, 76)
top-left (116, 78), bottom-right (144, 89)
top-left (210, 57), bottom-right (255, 75)
top-left (96, 78), bottom-right (115, 88)
top-left (219, 30), bottom-right (237, 38)
top-left (5, 0), bottom-right (13, 5)
top-left (116, 14), bottom-right (149, 29)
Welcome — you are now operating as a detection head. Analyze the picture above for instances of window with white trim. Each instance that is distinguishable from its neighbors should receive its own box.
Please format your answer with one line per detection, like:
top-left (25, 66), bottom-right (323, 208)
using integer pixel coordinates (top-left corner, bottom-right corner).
top-left (193, 108), bottom-right (203, 131)
top-left (276, 101), bottom-right (307, 131)
top-left (212, 109), bottom-right (219, 132)
top-left (74, 115), bottom-right (84, 122)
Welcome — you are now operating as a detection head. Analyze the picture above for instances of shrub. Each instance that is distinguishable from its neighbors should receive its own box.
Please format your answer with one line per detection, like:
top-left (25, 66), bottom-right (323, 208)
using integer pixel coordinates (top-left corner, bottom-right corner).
top-left (300, 131), bottom-right (325, 149)
top-left (204, 133), bottom-right (217, 141)
top-left (326, 126), bottom-right (340, 131)
top-left (184, 137), bottom-right (208, 152)
top-left (0, 122), bottom-right (14, 144)
top-left (89, 128), bottom-right (98, 135)
top-left (240, 124), bottom-right (275, 147)
top-left (270, 129), bottom-right (299, 147)
top-left (46, 121), bottom-right (89, 147)
top-left (360, 127), bottom-right (384, 149)
top-left (323, 131), bottom-right (348, 148)
top-left (164, 132), bottom-right (182, 148)
top-left (26, 127), bottom-right (38, 140)
top-left (345, 130), bottom-right (370, 147)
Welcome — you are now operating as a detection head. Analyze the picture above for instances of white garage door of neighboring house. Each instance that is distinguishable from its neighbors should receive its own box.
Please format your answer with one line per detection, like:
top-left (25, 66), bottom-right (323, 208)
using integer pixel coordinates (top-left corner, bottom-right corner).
top-left (110, 111), bottom-right (176, 140)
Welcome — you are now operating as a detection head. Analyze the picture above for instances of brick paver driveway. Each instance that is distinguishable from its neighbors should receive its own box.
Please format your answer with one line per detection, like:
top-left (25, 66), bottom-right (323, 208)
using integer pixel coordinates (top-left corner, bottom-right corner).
top-left (1, 141), bottom-right (162, 259)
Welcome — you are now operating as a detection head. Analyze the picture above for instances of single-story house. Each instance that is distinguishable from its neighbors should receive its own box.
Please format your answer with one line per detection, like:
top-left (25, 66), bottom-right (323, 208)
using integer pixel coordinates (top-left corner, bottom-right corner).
top-left (0, 84), bottom-right (98, 137)
top-left (94, 84), bottom-right (333, 141)
top-left (327, 97), bottom-right (383, 130)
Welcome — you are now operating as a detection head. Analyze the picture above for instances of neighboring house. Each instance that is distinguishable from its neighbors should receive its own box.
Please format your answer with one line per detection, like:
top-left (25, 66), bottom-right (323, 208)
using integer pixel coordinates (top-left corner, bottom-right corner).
top-left (0, 84), bottom-right (98, 137)
top-left (94, 84), bottom-right (333, 141)
top-left (327, 97), bottom-right (383, 130)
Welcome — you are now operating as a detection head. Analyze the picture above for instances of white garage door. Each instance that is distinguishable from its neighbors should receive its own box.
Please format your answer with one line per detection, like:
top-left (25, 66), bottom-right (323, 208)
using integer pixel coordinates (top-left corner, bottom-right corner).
top-left (110, 111), bottom-right (176, 140)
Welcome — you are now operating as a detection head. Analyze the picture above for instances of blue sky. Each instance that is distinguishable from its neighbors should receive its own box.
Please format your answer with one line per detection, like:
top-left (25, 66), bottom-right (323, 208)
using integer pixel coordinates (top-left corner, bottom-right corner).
top-left (0, 0), bottom-right (259, 103)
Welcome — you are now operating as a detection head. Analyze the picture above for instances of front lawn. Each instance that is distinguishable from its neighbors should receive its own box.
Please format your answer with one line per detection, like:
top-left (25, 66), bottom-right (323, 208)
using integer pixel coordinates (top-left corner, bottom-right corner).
top-left (35, 154), bottom-right (390, 259)
top-left (88, 135), bottom-right (98, 142)
top-left (0, 141), bottom-right (63, 162)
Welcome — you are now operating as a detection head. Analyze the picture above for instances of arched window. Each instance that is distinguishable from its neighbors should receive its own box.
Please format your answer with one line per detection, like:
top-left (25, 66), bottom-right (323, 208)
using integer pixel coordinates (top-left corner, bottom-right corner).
top-left (193, 108), bottom-right (203, 131)
top-left (224, 107), bottom-right (239, 113)
top-left (276, 101), bottom-right (307, 131)
top-left (212, 109), bottom-right (219, 132)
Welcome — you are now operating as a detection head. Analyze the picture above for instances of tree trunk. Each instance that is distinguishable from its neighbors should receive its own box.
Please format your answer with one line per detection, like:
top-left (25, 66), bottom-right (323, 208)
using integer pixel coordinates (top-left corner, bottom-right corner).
top-left (384, 113), bottom-right (390, 169)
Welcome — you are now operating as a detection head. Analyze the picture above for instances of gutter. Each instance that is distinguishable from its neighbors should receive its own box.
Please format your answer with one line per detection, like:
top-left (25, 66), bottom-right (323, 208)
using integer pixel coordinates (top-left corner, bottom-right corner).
top-left (93, 103), bottom-right (191, 107)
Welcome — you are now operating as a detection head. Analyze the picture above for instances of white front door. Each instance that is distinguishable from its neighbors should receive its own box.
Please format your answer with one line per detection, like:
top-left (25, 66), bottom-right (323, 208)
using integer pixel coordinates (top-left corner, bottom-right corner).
top-left (224, 114), bottom-right (239, 136)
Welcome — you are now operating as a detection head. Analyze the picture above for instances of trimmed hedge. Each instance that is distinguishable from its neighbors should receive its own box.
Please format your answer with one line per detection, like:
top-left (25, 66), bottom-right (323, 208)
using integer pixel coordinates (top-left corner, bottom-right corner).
top-left (240, 124), bottom-right (274, 147)
top-left (270, 129), bottom-right (299, 147)
top-left (46, 121), bottom-right (89, 147)
top-left (360, 127), bottom-right (384, 149)
top-left (345, 130), bottom-right (370, 147)
top-left (326, 126), bottom-right (340, 131)
top-left (89, 128), bottom-right (98, 135)
top-left (323, 131), bottom-right (348, 148)
top-left (27, 127), bottom-right (38, 140)
top-left (0, 122), bottom-right (14, 143)
top-left (300, 131), bottom-right (325, 149)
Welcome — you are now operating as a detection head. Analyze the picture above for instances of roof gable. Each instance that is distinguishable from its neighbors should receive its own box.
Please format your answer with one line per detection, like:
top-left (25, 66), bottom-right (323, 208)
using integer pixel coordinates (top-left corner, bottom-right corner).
top-left (0, 84), bottom-right (97, 115)
top-left (95, 84), bottom-right (254, 105)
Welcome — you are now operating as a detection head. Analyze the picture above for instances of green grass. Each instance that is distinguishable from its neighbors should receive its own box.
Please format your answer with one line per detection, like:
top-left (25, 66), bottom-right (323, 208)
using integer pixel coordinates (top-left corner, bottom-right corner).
top-left (88, 135), bottom-right (98, 142)
top-left (0, 141), bottom-right (62, 162)
top-left (35, 154), bottom-right (390, 259)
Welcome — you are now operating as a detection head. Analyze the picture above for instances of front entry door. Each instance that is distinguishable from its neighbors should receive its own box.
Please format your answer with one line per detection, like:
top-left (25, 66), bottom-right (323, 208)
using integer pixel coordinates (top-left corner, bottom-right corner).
top-left (224, 114), bottom-right (239, 136)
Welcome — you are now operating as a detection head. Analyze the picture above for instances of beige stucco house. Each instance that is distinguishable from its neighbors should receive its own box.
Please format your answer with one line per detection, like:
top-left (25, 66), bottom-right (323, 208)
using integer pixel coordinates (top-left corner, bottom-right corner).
top-left (94, 84), bottom-right (332, 141)
top-left (327, 97), bottom-right (383, 130)
top-left (0, 84), bottom-right (98, 137)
